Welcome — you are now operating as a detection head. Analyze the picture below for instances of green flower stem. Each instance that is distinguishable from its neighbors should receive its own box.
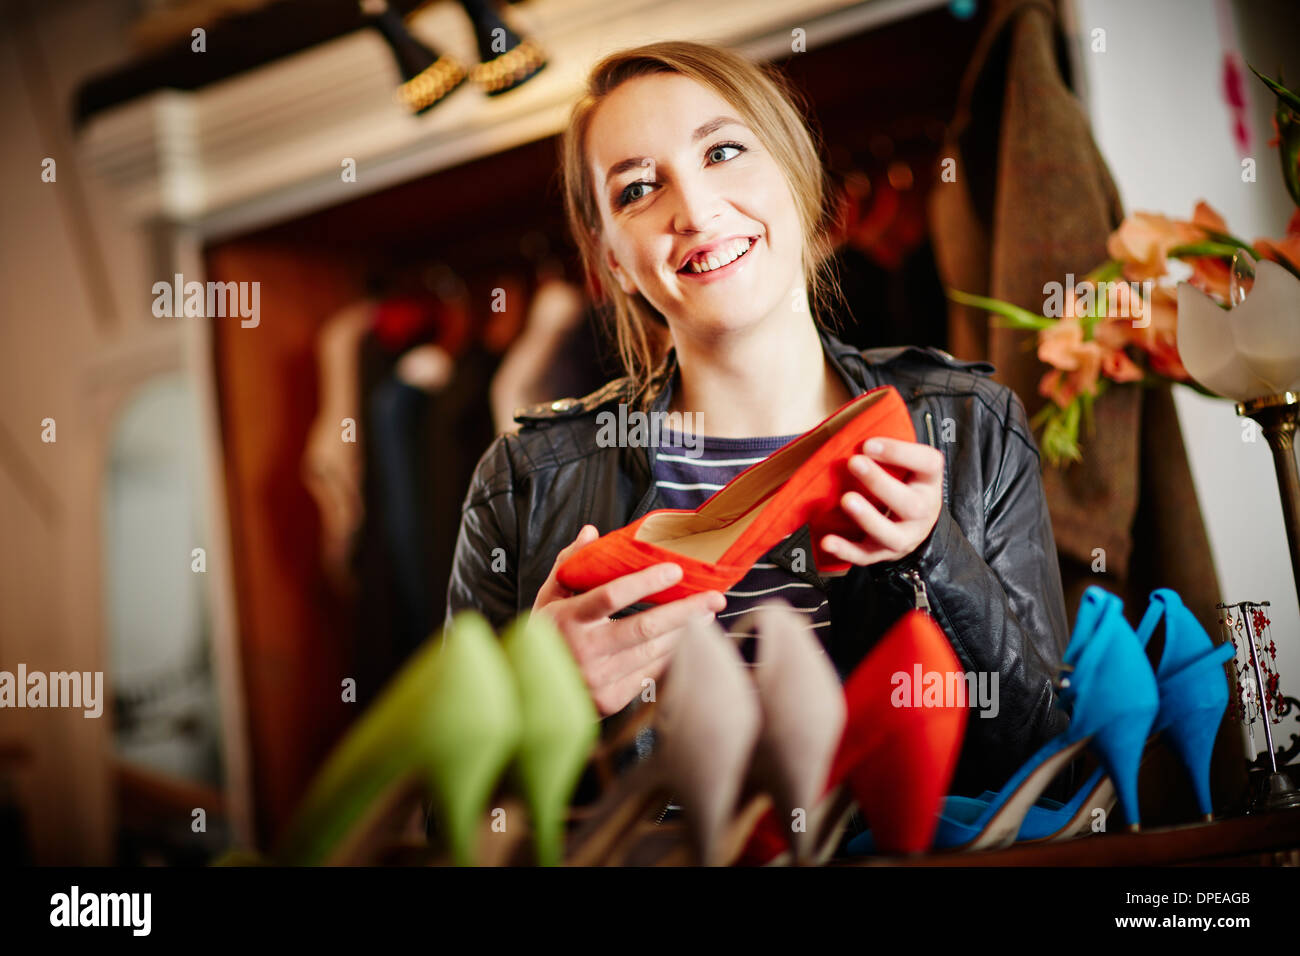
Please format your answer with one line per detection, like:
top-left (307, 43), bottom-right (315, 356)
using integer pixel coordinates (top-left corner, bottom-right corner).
top-left (1084, 260), bottom-right (1124, 283)
top-left (1200, 228), bottom-right (1264, 256)
top-left (1168, 241), bottom-right (1254, 259)
top-left (946, 288), bottom-right (1056, 330)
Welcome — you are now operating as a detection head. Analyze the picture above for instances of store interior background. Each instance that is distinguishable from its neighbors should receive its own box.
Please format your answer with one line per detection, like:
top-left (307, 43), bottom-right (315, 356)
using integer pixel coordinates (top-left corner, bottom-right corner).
top-left (1, 0), bottom-right (1298, 864)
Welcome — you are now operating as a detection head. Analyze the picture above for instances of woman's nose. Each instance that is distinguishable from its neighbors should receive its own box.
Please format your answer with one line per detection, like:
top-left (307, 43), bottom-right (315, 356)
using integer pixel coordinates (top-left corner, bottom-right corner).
top-left (669, 172), bottom-right (724, 235)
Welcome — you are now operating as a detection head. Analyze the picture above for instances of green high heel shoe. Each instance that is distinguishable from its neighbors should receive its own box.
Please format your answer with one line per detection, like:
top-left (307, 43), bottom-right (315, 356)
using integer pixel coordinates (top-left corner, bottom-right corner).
top-left (274, 610), bottom-right (522, 866)
top-left (422, 611), bottom-right (523, 865)
top-left (501, 612), bottom-right (600, 866)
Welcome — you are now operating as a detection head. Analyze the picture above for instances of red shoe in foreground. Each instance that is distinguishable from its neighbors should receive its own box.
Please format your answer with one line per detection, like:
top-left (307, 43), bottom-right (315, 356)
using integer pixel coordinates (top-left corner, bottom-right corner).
top-left (737, 610), bottom-right (969, 864)
top-left (556, 385), bottom-right (916, 604)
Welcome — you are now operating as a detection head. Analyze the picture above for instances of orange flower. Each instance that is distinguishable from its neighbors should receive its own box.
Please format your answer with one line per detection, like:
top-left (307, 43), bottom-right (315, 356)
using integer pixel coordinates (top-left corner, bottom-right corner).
top-left (1082, 278), bottom-right (1153, 322)
top-left (1039, 369), bottom-right (1075, 407)
top-left (1038, 316), bottom-right (1085, 369)
top-left (1188, 255), bottom-right (1233, 300)
top-left (1036, 321), bottom-right (1118, 405)
top-left (1127, 286), bottom-right (1189, 381)
top-left (1037, 299), bottom-right (1156, 408)
top-left (1251, 206), bottom-right (1300, 273)
top-left (1101, 347), bottom-right (1145, 383)
top-left (1092, 317), bottom-right (1130, 351)
top-left (1038, 342), bottom-right (1102, 406)
top-left (1190, 201), bottom-right (1228, 234)
top-left (1107, 212), bottom-right (1203, 281)
top-left (1255, 234), bottom-right (1300, 272)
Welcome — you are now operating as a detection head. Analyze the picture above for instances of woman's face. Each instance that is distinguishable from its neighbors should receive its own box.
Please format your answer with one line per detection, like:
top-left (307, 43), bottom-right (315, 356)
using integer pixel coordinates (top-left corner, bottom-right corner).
top-left (587, 73), bottom-right (805, 340)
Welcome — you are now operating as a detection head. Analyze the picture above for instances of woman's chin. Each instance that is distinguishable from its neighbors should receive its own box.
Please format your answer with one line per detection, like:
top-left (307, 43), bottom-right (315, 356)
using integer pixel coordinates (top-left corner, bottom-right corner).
top-left (670, 308), bottom-right (777, 341)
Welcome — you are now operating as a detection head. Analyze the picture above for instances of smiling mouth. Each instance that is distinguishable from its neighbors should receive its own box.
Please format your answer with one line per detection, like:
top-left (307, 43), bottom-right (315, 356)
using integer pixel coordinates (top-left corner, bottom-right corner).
top-left (678, 236), bottom-right (758, 275)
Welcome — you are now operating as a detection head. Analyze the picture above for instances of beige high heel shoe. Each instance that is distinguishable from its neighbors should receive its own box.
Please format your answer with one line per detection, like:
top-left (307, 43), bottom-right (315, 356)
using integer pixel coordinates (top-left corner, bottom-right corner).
top-left (574, 601), bottom-right (849, 867)
top-left (564, 612), bottom-right (763, 866)
top-left (740, 600), bottom-right (848, 865)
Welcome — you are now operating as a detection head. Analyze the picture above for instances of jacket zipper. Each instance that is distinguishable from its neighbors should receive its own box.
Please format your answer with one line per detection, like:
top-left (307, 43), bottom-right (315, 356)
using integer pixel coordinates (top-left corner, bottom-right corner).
top-left (903, 407), bottom-right (937, 616)
top-left (654, 797), bottom-right (674, 825)
top-left (905, 568), bottom-right (931, 615)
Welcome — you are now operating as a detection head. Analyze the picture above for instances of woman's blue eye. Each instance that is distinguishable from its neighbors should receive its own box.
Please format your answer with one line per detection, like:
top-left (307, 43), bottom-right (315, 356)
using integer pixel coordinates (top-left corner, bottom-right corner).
top-left (619, 181), bottom-right (652, 206)
top-left (708, 143), bottom-right (744, 163)
top-left (616, 143), bottom-right (746, 208)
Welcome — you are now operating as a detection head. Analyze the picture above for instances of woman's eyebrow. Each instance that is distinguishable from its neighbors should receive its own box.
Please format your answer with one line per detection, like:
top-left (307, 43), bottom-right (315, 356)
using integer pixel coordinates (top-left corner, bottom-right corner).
top-left (690, 115), bottom-right (743, 144)
top-left (603, 115), bottom-right (746, 184)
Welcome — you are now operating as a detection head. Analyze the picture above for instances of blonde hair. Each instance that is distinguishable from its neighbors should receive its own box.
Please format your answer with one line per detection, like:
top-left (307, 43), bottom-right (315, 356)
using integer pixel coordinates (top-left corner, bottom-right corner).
top-left (559, 40), bottom-right (844, 406)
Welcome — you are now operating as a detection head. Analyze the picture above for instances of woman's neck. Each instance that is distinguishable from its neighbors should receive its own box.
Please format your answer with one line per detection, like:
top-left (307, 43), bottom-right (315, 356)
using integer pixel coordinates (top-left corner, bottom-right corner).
top-left (666, 314), bottom-right (853, 438)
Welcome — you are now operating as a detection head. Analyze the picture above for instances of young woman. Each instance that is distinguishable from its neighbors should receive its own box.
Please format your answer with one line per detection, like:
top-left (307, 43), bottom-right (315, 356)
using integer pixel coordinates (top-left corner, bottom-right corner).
top-left (446, 40), bottom-right (1071, 796)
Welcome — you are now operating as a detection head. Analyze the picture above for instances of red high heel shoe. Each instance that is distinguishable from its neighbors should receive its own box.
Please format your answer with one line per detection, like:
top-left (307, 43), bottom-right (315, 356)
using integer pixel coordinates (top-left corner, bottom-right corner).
top-left (737, 610), bottom-right (969, 864)
top-left (556, 385), bottom-right (916, 604)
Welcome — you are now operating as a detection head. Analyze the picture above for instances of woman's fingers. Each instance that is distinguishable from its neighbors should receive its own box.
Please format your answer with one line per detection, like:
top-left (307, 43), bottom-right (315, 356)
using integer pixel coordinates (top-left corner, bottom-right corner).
top-left (838, 489), bottom-right (912, 553)
top-left (554, 524), bottom-right (600, 569)
top-left (602, 590), bottom-right (725, 654)
top-left (860, 437), bottom-right (945, 478)
top-left (820, 532), bottom-right (892, 567)
top-left (847, 455), bottom-right (924, 520)
top-left (569, 561), bottom-right (685, 621)
top-left (598, 623), bottom-right (688, 691)
top-left (592, 647), bottom-right (678, 718)
top-left (533, 524), bottom-right (600, 609)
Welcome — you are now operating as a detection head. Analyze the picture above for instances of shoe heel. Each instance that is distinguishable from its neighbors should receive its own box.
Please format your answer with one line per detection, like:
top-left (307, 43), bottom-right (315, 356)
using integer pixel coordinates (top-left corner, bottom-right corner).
top-left (802, 481), bottom-right (854, 573)
top-left (668, 616), bottom-right (763, 864)
top-left (1137, 590), bottom-right (1234, 821)
top-left (809, 535), bottom-right (852, 574)
top-left (1088, 711), bottom-right (1154, 830)
top-left (848, 702), bottom-right (966, 854)
top-left (425, 612), bottom-right (523, 866)
top-left (501, 612), bottom-right (599, 866)
top-left (845, 612), bottom-right (968, 855)
top-left (1162, 704), bottom-right (1226, 818)
top-left (275, 638), bottom-right (446, 865)
top-left (747, 601), bottom-right (847, 864)
top-left (573, 614), bottom-right (762, 867)
top-left (804, 454), bottom-right (913, 575)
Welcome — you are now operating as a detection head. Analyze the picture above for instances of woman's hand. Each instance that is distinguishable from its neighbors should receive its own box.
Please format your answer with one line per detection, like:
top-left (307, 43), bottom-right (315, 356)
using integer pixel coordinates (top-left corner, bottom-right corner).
top-left (532, 525), bottom-right (727, 717)
top-left (819, 437), bottom-right (945, 567)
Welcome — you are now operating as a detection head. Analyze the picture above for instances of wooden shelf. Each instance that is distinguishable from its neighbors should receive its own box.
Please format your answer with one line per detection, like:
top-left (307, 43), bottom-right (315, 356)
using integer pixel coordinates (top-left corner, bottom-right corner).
top-left (76, 0), bottom-right (949, 239)
top-left (838, 806), bottom-right (1300, 866)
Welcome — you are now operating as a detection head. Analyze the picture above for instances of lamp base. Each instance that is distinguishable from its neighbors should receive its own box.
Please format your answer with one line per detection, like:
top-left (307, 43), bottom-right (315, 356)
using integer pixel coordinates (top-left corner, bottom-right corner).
top-left (1263, 771), bottom-right (1300, 812)
top-left (1236, 392), bottom-right (1300, 616)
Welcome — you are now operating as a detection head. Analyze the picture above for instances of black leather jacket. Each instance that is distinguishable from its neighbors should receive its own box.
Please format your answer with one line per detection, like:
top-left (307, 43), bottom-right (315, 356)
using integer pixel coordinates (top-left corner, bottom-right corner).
top-left (446, 325), bottom-right (1071, 795)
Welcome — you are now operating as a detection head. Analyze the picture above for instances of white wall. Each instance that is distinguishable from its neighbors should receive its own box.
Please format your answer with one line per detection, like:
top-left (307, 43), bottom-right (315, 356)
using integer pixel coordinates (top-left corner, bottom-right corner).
top-left (0, 0), bottom-right (176, 862)
top-left (1071, 0), bottom-right (1300, 756)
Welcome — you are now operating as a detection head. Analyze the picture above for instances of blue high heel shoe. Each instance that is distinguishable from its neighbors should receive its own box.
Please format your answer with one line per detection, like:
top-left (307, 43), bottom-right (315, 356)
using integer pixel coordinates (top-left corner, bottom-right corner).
top-left (982, 589), bottom-right (1235, 842)
top-left (912, 766), bottom-right (1114, 847)
top-left (849, 586), bottom-right (1235, 855)
top-left (928, 588), bottom-right (1126, 847)
top-left (941, 588), bottom-right (1156, 850)
top-left (1133, 588), bottom-right (1235, 821)
top-left (964, 588), bottom-right (1232, 840)
top-left (846, 586), bottom-right (1157, 854)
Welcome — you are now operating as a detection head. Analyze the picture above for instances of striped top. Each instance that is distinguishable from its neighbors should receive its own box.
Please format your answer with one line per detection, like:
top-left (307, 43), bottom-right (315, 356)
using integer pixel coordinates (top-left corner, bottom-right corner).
top-left (653, 427), bottom-right (832, 662)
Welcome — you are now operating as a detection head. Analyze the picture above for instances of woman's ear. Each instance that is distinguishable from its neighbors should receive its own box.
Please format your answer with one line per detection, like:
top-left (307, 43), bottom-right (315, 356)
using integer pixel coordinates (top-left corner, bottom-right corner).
top-left (603, 244), bottom-right (638, 296)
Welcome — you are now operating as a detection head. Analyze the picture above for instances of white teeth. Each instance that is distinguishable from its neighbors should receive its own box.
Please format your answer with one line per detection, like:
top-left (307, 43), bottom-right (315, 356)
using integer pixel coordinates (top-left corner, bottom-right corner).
top-left (687, 237), bottom-right (753, 273)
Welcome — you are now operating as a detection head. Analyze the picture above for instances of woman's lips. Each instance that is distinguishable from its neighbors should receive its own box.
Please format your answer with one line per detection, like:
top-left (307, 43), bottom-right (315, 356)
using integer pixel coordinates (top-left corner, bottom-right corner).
top-left (677, 236), bottom-right (759, 283)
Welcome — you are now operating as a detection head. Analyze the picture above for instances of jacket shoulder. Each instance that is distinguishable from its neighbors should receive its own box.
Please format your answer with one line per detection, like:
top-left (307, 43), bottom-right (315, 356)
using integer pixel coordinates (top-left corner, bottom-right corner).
top-left (854, 345), bottom-right (1034, 446)
top-left (462, 378), bottom-right (629, 499)
top-left (858, 344), bottom-right (995, 379)
top-left (511, 376), bottom-right (635, 426)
